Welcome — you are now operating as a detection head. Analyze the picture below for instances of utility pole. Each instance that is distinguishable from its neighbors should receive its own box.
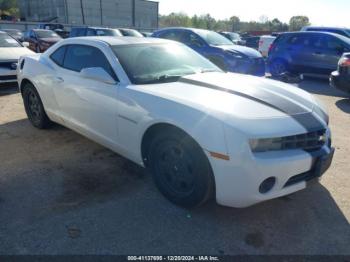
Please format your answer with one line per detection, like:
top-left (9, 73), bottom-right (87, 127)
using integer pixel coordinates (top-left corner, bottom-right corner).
top-left (100, 0), bottom-right (103, 26)
top-left (80, 0), bottom-right (85, 24)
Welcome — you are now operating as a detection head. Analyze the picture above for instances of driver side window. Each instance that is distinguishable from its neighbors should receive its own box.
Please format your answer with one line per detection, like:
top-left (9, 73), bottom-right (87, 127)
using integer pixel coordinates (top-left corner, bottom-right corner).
top-left (62, 45), bottom-right (119, 81)
top-left (181, 32), bottom-right (203, 47)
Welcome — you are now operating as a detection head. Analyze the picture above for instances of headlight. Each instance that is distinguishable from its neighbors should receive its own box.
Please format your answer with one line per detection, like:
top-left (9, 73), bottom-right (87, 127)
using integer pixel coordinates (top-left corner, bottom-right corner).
top-left (249, 138), bottom-right (283, 152)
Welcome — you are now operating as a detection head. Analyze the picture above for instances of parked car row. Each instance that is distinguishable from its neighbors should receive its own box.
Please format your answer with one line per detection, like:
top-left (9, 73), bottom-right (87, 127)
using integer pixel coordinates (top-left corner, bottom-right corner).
top-left (1, 24), bottom-right (349, 92)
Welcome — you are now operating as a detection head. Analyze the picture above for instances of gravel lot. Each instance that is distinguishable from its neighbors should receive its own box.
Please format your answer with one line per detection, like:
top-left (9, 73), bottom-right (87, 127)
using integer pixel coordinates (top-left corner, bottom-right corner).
top-left (0, 78), bottom-right (349, 255)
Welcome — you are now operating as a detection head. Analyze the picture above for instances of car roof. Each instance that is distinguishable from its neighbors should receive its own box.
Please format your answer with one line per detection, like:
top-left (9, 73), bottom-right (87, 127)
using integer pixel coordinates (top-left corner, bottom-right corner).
top-left (72, 27), bottom-right (114, 30)
top-left (279, 31), bottom-right (350, 44)
top-left (304, 26), bottom-right (350, 30)
top-left (32, 29), bottom-right (54, 32)
top-left (155, 27), bottom-right (212, 34)
top-left (281, 31), bottom-right (345, 37)
top-left (63, 36), bottom-right (173, 46)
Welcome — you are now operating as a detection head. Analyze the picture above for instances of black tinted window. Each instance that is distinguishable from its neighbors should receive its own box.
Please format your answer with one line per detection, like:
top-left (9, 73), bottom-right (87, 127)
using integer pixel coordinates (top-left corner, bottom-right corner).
top-left (158, 30), bottom-right (183, 41)
top-left (287, 35), bottom-right (311, 46)
top-left (71, 28), bottom-right (86, 37)
top-left (50, 46), bottom-right (66, 66)
top-left (63, 45), bottom-right (117, 80)
top-left (86, 29), bottom-right (96, 36)
top-left (181, 32), bottom-right (203, 46)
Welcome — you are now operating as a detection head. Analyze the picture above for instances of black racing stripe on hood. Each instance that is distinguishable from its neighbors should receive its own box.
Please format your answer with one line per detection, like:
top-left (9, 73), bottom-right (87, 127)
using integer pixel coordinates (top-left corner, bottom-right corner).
top-left (179, 78), bottom-right (325, 132)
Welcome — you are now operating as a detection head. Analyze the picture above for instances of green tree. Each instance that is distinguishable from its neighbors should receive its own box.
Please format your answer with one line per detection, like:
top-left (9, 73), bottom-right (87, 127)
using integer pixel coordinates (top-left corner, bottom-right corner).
top-left (289, 16), bottom-right (310, 31)
top-left (0, 0), bottom-right (18, 17)
top-left (229, 16), bottom-right (240, 31)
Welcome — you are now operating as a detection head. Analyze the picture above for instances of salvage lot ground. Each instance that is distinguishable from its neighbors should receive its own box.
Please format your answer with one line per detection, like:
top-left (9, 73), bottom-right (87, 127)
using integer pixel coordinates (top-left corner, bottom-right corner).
top-left (0, 78), bottom-right (349, 255)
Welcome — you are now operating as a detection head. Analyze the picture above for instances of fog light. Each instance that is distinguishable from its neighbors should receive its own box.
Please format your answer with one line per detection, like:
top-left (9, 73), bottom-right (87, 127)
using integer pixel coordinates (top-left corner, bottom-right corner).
top-left (259, 177), bottom-right (276, 194)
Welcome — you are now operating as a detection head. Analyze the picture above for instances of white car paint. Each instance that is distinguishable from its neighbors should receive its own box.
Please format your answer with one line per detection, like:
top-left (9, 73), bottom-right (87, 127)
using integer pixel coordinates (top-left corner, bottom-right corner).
top-left (0, 43), bottom-right (34, 83)
top-left (17, 37), bottom-right (333, 208)
top-left (259, 35), bottom-right (276, 57)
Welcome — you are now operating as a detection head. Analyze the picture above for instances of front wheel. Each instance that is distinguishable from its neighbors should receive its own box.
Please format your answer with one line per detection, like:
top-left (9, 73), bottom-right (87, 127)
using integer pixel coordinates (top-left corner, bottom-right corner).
top-left (148, 128), bottom-right (214, 208)
top-left (23, 83), bottom-right (52, 129)
top-left (270, 59), bottom-right (288, 77)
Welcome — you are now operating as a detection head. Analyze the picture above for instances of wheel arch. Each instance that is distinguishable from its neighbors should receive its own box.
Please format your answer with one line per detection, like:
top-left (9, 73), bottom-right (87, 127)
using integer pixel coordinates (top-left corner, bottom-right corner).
top-left (19, 78), bottom-right (35, 95)
top-left (140, 121), bottom-right (220, 169)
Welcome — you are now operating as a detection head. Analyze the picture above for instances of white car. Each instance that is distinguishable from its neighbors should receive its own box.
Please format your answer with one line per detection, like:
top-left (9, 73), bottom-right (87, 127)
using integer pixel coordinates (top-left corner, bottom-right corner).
top-left (0, 31), bottom-right (33, 84)
top-left (258, 35), bottom-right (276, 57)
top-left (17, 37), bottom-right (334, 208)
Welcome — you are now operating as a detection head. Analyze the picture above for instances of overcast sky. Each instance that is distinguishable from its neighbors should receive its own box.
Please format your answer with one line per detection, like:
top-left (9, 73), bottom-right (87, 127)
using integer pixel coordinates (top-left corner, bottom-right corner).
top-left (157, 0), bottom-right (349, 27)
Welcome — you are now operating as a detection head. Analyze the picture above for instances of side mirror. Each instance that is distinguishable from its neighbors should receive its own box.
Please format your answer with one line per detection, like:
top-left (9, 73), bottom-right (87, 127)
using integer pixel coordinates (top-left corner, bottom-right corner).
top-left (22, 42), bottom-right (30, 47)
top-left (80, 67), bottom-right (116, 85)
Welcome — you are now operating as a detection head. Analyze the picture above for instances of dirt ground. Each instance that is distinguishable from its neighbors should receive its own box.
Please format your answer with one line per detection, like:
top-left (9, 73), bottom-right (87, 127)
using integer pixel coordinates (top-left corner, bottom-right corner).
top-left (0, 78), bottom-right (349, 255)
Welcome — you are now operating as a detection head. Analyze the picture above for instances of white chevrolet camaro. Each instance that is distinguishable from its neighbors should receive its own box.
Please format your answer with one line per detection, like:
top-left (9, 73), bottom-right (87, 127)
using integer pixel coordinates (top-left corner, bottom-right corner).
top-left (17, 37), bottom-right (334, 208)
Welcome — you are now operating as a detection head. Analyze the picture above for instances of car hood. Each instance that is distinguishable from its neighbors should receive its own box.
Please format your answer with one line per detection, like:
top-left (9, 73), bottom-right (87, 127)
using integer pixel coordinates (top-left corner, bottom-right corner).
top-left (135, 72), bottom-right (324, 123)
top-left (0, 47), bottom-right (34, 60)
top-left (216, 44), bottom-right (262, 58)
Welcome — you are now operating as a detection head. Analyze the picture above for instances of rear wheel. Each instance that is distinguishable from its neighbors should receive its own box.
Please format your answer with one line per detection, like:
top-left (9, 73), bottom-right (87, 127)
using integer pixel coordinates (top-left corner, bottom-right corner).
top-left (23, 83), bottom-right (52, 129)
top-left (148, 128), bottom-right (214, 208)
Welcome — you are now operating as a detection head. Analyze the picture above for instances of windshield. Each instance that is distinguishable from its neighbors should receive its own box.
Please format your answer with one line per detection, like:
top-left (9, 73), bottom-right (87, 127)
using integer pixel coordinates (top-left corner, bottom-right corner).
top-left (3, 29), bottom-right (22, 36)
top-left (226, 32), bottom-right (241, 41)
top-left (112, 43), bottom-right (221, 84)
top-left (96, 29), bottom-right (122, 36)
top-left (35, 30), bottom-right (60, 39)
top-left (196, 30), bottom-right (234, 46)
top-left (120, 29), bottom-right (144, 37)
top-left (0, 33), bottom-right (21, 47)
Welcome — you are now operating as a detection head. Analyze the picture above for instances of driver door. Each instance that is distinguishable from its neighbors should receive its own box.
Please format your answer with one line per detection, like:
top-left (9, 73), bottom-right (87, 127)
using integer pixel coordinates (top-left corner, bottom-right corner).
top-left (52, 44), bottom-right (120, 146)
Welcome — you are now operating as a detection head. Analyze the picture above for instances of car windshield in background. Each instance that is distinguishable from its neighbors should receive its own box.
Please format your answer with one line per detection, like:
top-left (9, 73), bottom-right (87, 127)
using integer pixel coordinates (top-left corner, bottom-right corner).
top-left (196, 30), bottom-right (234, 46)
top-left (36, 30), bottom-right (60, 38)
top-left (96, 29), bottom-right (122, 36)
top-left (0, 33), bottom-right (21, 47)
top-left (226, 32), bottom-right (241, 41)
top-left (112, 43), bottom-right (221, 84)
top-left (120, 29), bottom-right (144, 37)
top-left (3, 29), bottom-right (22, 36)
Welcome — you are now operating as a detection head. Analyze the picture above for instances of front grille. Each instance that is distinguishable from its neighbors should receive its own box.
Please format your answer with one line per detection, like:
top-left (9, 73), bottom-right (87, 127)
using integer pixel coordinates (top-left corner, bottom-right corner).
top-left (0, 61), bottom-right (17, 70)
top-left (281, 129), bottom-right (326, 152)
top-left (284, 170), bottom-right (318, 187)
top-left (0, 75), bottom-right (17, 81)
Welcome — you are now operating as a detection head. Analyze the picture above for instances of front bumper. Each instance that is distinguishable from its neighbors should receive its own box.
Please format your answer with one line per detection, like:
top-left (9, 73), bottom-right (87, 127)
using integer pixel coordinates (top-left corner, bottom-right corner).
top-left (330, 71), bottom-right (350, 94)
top-left (0, 69), bottom-right (17, 83)
top-left (227, 57), bottom-right (266, 77)
top-left (208, 143), bottom-right (334, 208)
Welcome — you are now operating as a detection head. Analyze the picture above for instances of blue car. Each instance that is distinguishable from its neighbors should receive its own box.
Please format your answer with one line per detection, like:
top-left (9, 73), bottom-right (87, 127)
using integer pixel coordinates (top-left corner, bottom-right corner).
top-left (152, 28), bottom-right (265, 76)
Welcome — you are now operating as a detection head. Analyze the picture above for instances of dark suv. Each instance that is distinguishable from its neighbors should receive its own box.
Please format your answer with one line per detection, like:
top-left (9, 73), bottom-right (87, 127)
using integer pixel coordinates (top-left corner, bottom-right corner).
top-left (70, 27), bottom-right (122, 38)
top-left (268, 32), bottom-right (350, 77)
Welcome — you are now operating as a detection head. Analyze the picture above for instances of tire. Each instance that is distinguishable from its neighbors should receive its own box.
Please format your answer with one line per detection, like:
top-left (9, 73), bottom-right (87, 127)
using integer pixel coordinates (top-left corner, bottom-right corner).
top-left (148, 128), bottom-right (214, 208)
top-left (270, 59), bottom-right (288, 77)
top-left (22, 83), bottom-right (52, 129)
